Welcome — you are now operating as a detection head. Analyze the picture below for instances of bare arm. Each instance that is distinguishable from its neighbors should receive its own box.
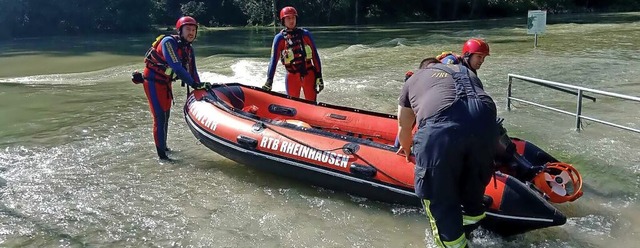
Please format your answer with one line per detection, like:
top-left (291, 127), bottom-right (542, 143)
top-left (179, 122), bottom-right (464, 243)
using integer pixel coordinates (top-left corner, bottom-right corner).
top-left (397, 105), bottom-right (416, 162)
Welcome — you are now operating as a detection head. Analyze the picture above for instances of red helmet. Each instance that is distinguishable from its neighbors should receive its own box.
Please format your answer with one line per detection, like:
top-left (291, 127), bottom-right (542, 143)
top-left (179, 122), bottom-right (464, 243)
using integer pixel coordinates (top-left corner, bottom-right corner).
top-left (462, 38), bottom-right (490, 56)
top-left (280, 6), bottom-right (298, 20)
top-left (176, 16), bottom-right (198, 32)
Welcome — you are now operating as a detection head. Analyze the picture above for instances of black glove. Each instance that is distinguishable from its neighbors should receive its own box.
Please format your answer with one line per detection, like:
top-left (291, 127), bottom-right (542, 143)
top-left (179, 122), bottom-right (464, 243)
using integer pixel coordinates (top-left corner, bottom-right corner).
top-left (315, 76), bottom-right (324, 93)
top-left (131, 70), bottom-right (144, 84)
top-left (262, 78), bottom-right (273, 91)
top-left (194, 82), bottom-right (211, 90)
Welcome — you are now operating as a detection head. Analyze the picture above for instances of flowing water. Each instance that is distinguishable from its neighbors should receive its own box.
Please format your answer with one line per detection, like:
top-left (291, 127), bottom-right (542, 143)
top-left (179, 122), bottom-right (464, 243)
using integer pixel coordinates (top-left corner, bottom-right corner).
top-left (1, 12), bottom-right (639, 247)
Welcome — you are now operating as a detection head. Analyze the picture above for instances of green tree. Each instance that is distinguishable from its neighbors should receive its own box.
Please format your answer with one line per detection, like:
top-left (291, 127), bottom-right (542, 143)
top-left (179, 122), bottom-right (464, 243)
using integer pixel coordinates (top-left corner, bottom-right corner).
top-left (232, 0), bottom-right (272, 25)
top-left (181, 1), bottom-right (207, 20)
top-left (2, 0), bottom-right (640, 38)
top-left (99, 0), bottom-right (152, 32)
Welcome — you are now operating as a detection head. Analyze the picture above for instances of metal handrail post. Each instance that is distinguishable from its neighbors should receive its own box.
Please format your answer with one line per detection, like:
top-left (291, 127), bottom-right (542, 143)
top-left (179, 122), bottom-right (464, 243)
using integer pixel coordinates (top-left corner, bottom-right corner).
top-left (576, 89), bottom-right (583, 131)
top-left (507, 75), bottom-right (513, 111)
top-left (506, 73), bottom-right (640, 134)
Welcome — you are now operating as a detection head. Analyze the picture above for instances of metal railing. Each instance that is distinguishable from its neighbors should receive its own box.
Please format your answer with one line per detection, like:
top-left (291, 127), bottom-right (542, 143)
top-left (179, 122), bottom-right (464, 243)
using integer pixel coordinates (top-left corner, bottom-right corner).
top-left (506, 74), bottom-right (640, 134)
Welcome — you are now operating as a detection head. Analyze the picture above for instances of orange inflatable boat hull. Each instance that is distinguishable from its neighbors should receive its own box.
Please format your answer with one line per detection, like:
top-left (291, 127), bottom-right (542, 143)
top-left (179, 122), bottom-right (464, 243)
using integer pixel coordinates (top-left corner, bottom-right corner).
top-left (184, 83), bottom-right (567, 236)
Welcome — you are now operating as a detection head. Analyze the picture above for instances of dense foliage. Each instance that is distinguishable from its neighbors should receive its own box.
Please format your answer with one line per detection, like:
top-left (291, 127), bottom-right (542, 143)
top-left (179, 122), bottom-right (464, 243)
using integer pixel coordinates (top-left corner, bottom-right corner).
top-left (1, 0), bottom-right (638, 38)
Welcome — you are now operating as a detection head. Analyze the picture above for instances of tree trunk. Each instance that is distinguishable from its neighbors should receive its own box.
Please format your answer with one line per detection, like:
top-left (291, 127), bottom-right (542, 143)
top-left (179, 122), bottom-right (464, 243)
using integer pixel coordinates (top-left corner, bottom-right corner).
top-left (355, 0), bottom-right (359, 25)
top-left (452, 0), bottom-right (460, 20)
top-left (435, 0), bottom-right (442, 20)
top-left (470, 0), bottom-right (484, 19)
top-left (168, 0), bottom-right (181, 18)
top-left (273, 0), bottom-right (277, 33)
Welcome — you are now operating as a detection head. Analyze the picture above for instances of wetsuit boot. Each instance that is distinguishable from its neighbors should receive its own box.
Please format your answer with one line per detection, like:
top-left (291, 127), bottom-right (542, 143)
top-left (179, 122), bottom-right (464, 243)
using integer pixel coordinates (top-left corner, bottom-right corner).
top-left (157, 147), bottom-right (170, 160)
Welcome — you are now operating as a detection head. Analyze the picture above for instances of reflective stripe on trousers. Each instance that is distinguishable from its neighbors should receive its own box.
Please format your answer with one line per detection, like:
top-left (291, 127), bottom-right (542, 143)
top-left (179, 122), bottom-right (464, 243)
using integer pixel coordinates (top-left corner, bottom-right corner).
top-left (415, 65), bottom-right (493, 248)
top-left (423, 199), bottom-right (468, 248)
top-left (463, 213), bottom-right (485, 226)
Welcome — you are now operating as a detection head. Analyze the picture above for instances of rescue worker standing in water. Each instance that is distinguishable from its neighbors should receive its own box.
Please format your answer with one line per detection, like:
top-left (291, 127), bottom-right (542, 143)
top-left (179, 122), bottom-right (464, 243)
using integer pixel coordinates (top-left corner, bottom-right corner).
top-left (262, 6), bottom-right (324, 101)
top-left (436, 38), bottom-right (490, 74)
top-left (141, 16), bottom-right (209, 160)
top-left (397, 61), bottom-right (498, 247)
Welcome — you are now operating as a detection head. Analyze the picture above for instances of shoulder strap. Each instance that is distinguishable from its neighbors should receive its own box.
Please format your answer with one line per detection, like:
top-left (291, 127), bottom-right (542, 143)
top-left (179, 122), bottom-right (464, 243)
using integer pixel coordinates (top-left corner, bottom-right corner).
top-left (150, 34), bottom-right (184, 48)
top-left (151, 34), bottom-right (167, 48)
top-left (430, 63), bottom-right (463, 75)
top-left (171, 35), bottom-right (185, 47)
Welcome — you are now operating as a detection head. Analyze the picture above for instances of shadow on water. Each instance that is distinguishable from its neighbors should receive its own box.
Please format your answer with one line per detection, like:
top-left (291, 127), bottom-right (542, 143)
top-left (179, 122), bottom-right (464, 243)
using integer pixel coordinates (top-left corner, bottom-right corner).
top-left (1, 35), bottom-right (151, 57)
top-left (0, 203), bottom-right (87, 246)
top-left (192, 157), bottom-right (413, 212)
top-left (1, 12), bottom-right (639, 59)
top-left (547, 12), bottom-right (640, 25)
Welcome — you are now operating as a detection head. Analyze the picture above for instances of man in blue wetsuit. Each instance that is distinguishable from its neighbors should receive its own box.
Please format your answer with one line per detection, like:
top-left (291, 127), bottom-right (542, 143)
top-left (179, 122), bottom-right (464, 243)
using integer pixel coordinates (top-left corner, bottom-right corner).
top-left (397, 61), bottom-right (498, 247)
top-left (142, 16), bottom-right (209, 160)
top-left (437, 38), bottom-right (490, 74)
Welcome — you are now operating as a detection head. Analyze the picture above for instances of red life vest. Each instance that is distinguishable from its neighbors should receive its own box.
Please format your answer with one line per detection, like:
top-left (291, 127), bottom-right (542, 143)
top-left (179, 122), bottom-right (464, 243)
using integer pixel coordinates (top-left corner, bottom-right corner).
top-left (144, 35), bottom-right (192, 83)
top-left (280, 28), bottom-right (314, 76)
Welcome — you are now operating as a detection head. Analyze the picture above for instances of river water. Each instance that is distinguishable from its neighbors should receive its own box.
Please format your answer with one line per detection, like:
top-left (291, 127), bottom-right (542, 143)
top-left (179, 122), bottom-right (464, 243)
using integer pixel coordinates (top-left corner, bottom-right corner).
top-left (1, 12), bottom-right (639, 247)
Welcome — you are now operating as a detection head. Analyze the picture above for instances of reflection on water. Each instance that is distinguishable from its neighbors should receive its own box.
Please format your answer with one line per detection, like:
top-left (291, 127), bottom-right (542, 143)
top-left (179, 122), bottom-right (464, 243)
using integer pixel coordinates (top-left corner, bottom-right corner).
top-left (1, 12), bottom-right (639, 247)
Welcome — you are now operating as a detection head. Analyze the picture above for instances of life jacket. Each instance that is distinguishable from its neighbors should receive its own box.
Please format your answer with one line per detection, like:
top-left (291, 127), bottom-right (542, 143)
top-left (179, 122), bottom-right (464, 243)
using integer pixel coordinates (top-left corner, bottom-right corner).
top-left (144, 35), bottom-right (192, 83)
top-left (436, 51), bottom-right (477, 74)
top-left (280, 28), bottom-right (314, 76)
top-left (436, 51), bottom-right (461, 65)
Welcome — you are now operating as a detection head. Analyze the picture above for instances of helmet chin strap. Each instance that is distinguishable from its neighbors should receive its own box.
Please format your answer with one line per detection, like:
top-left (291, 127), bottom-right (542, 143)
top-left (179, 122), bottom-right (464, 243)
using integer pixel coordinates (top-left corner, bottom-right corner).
top-left (462, 52), bottom-right (471, 61)
top-left (462, 54), bottom-right (471, 65)
top-left (461, 54), bottom-right (477, 74)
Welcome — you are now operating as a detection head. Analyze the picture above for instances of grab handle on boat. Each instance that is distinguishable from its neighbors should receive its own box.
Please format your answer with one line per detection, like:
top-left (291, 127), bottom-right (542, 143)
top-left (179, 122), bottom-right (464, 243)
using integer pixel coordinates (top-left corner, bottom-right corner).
top-left (237, 135), bottom-right (258, 149)
top-left (268, 104), bottom-right (297, 117)
top-left (350, 163), bottom-right (377, 178)
top-left (342, 143), bottom-right (360, 155)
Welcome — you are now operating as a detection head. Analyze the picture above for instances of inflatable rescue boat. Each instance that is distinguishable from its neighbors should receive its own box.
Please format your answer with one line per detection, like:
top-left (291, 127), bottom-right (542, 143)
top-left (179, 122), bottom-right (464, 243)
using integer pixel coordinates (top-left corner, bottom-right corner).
top-left (184, 83), bottom-right (583, 236)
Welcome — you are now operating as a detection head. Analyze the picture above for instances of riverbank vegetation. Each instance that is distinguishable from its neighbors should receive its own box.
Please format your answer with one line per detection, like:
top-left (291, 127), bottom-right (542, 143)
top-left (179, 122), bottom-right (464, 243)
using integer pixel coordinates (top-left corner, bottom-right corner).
top-left (2, 0), bottom-right (639, 38)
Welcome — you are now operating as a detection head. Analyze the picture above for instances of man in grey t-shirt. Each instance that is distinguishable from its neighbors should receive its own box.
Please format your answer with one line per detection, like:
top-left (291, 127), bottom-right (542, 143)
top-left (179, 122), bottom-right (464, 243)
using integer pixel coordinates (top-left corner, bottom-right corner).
top-left (397, 63), bottom-right (498, 247)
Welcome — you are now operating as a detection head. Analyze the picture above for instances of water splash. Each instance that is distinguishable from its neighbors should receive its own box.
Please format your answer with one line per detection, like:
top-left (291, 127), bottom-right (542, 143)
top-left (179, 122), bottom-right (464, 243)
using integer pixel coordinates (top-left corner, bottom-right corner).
top-left (0, 65), bottom-right (139, 85)
top-left (199, 59), bottom-right (289, 93)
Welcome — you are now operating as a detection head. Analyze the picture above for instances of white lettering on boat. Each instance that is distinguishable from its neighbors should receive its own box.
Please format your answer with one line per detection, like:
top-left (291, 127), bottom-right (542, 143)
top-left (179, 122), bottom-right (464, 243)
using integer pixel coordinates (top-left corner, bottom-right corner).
top-left (188, 101), bottom-right (218, 131)
top-left (259, 137), bottom-right (349, 168)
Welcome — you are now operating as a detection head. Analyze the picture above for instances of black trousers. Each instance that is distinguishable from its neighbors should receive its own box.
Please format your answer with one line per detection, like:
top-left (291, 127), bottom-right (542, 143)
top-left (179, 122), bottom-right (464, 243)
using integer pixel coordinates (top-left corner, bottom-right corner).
top-left (413, 97), bottom-right (497, 246)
